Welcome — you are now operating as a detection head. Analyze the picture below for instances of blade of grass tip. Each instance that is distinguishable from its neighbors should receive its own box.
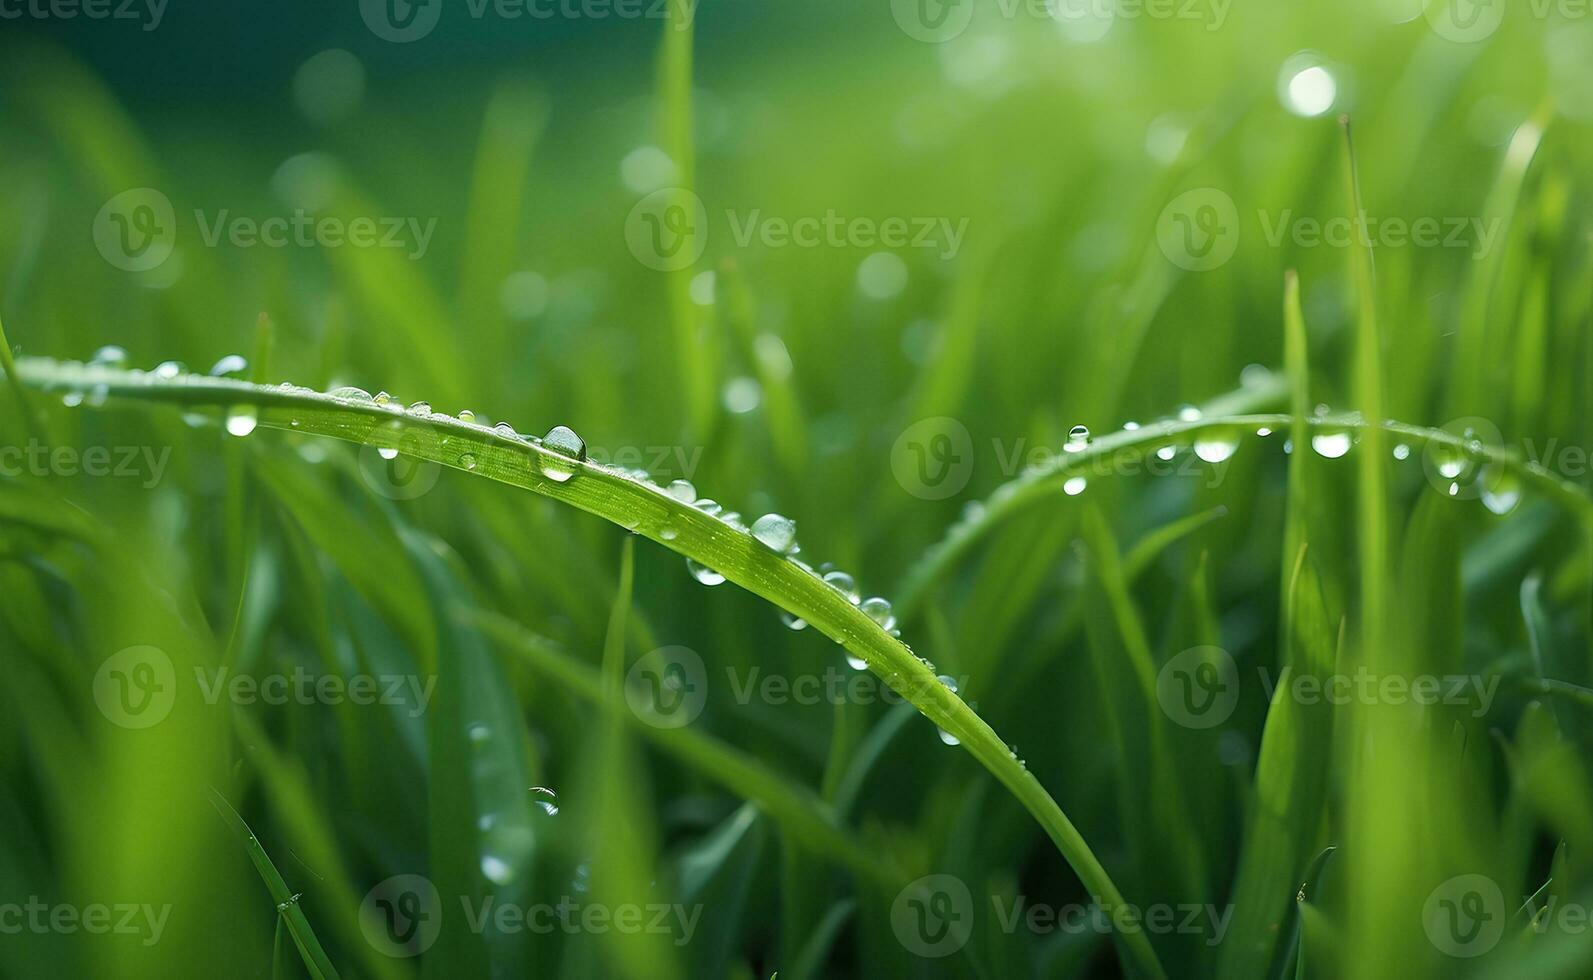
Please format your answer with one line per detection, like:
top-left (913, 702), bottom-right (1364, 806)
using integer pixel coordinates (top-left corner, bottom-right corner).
top-left (658, 0), bottom-right (713, 435)
top-left (1339, 115), bottom-right (1389, 660)
top-left (0, 308), bottom-right (43, 439)
top-left (207, 788), bottom-right (340, 980)
top-left (1448, 102), bottom-right (1550, 415)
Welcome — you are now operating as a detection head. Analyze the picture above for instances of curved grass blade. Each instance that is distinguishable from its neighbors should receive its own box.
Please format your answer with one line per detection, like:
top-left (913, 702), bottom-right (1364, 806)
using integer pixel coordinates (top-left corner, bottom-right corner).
top-left (208, 788), bottom-right (340, 980)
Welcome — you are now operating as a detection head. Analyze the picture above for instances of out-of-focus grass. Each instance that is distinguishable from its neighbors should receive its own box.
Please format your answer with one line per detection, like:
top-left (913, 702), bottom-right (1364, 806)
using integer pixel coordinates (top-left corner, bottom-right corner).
top-left (3, 2), bottom-right (1593, 978)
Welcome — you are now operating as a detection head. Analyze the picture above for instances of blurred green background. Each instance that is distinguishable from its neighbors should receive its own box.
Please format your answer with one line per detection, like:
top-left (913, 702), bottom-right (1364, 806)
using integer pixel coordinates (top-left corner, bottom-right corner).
top-left (3, 0), bottom-right (1593, 977)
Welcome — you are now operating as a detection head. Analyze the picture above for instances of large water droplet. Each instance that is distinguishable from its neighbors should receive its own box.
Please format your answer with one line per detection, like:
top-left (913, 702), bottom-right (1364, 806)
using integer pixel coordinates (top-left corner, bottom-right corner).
top-left (1063, 476), bottom-right (1088, 496)
top-left (1310, 432), bottom-right (1352, 459)
top-left (407, 400), bottom-right (431, 415)
top-left (225, 408), bottom-right (258, 437)
top-left (1065, 425), bottom-right (1090, 452)
top-left (1480, 467), bottom-right (1522, 516)
top-left (330, 386), bottom-right (373, 402)
top-left (823, 570), bottom-right (860, 603)
top-left (210, 354), bottom-right (248, 377)
top-left (751, 513), bottom-right (797, 553)
top-left (1177, 405), bottom-right (1202, 421)
top-left (1194, 436), bottom-right (1238, 463)
top-left (779, 610), bottom-right (808, 631)
top-left (91, 345), bottom-right (128, 367)
top-left (540, 425), bottom-right (586, 482)
top-left (481, 854), bottom-right (515, 885)
top-left (846, 654), bottom-right (868, 671)
top-left (153, 360), bottom-right (185, 380)
top-left (1392, 443), bottom-right (1411, 460)
top-left (937, 728), bottom-right (961, 746)
top-left (860, 597), bottom-right (897, 632)
top-left (666, 479), bottom-right (697, 504)
top-left (687, 559), bottom-right (726, 586)
top-left (693, 498), bottom-right (722, 516)
top-left (457, 408), bottom-right (475, 422)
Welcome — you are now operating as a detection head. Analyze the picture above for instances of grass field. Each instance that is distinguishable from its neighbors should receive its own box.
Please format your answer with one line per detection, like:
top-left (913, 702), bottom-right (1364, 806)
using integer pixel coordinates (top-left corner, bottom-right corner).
top-left (2, 1), bottom-right (1593, 977)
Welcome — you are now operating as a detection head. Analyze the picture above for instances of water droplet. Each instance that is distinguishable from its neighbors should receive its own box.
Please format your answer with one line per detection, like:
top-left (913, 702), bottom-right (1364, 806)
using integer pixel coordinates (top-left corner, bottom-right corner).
top-left (90, 345), bottom-right (128, 367)
top-left (823, 570), bottom-right (860, 603)
top-left (1281, 59), bottom-right (1337, 118)
top-left (1194, 436), bottom-right (1238, 463)
top-left (62, 390), bottom-right (84, 407)
top-left (660, 526), bottom-right (678, 541)
top-left (751, 513), bottom-right (797, 553)
top-left (540, 425), bottom-right (586, 482)
top-left (457, 408), bottom-right (475, 422)
top-left (1392, 443), bottom-right (1411, 460)
top-left (687, 559), bottom-right (726, 586)
top-left (468, 723), bottom-right (491, 743)
top-left (1177, 405), bottom-right (1202, 421)
top-left (779, 610), bottom-right (808, 630)
top-left (693, 498), bottom-right (722, 516)
top-left (1156, 445), bottom-right (1177, 461)
top-left (1063, 476), bottom-right (1088, 496)
top-left (481, 855), bottom-right (515, 885)
top-left (153, 360), bottom-right (185, 379)
top-left (860, 597), bottom-right (897, 632)
top-left (493, 421), bottom-right (519, 439)
top-left (1310, 432), bottom-right (1352, 459)
top-left (723, 376), bottom-right (762, 414)
top-left (407, 400), bottom-right (431, 415)
top-left (330, 386), bottom-right (372, 401)
top-left (1480, 468), bottom-right (1522, 516)
top-left (937, 728), bottom-right (961, 746)
top-left (225, 408), bottom-right (258, 437)
top-left (210, 354), bottom-right (248, 377)
top-left (666, 479), bottom-right (697, 504)
top-left (378, 446), bottom-right (399, 460)
top-left (460, 453), bottom-right (477, 471)
top-left (374, 391), bottom-right (395, 407)
top-left (1256, 427), bottom-right (1273, 437)
top-left (846, 654), bottom-right (869, 671)
top-left (937, 674), bottom-right (959, 693)
top-left (1065, 425), bottom-right (1090, 452)
top-left (1122, 421), bottom-right (1141, 431)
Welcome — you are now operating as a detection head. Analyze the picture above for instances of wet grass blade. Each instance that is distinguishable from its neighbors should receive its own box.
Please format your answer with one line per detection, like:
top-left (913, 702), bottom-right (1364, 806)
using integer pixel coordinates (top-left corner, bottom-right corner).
top-left (208, 788), bottom-right (340, 980)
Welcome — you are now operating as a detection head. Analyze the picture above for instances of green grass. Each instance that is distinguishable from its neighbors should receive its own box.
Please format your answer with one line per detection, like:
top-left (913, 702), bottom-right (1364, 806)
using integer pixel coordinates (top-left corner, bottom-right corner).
top-left (4, 5), bottom-right (1593, 979)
